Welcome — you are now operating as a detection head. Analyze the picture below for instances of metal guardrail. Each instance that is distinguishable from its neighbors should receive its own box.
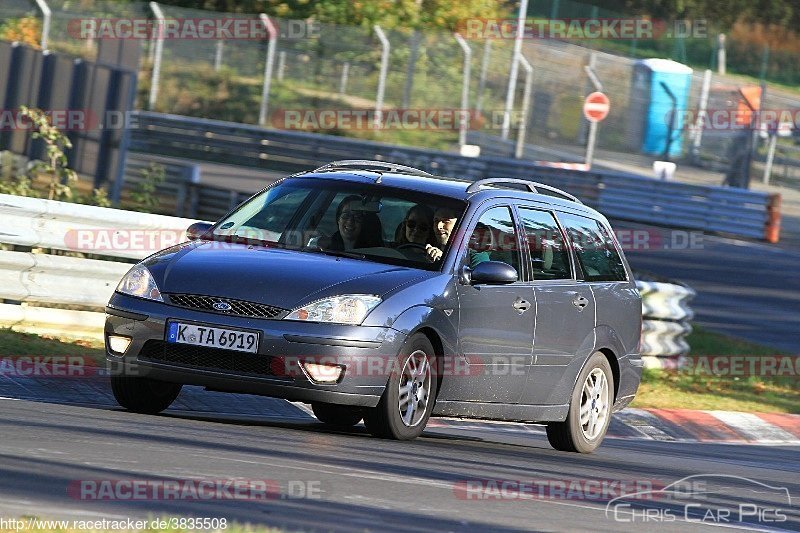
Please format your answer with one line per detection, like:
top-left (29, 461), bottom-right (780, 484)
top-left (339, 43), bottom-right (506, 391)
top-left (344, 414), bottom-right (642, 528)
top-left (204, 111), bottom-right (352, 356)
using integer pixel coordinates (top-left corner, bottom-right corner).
top-left (0, 252), bottom-right (129, 307)
top-left (0, 193), bottom-right (201, 341)
top-left (0, 193), bottom-right (199, 260)
top-left (128, 111), bottom-right (781, 242)
top-left (123, 153), bottom-right (255, 220)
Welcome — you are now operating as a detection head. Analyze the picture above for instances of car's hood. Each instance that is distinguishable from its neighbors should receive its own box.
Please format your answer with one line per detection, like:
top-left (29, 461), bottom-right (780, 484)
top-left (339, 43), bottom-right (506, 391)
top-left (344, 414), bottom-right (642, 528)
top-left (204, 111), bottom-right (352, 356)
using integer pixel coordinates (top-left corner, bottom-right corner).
top-left (143, 242), bottom-right (430, 309)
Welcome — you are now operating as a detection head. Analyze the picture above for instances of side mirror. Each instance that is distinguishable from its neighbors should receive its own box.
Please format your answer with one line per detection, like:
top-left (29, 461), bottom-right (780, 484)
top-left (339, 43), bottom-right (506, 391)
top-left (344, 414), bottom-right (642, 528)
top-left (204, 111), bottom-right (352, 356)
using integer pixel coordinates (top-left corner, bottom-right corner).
top-left (465, 261), bottom-right (518, 285)
top-left (186, 222), bottom-right (213, 241)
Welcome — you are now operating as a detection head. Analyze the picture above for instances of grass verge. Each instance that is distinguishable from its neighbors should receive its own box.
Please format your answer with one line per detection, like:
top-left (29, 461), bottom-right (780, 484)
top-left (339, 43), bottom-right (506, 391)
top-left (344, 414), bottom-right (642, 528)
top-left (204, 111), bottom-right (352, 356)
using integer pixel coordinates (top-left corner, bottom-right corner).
top-left (0, 328), bottom-right (105, 366)
top-left (632, 326), bottom-right (799, 413)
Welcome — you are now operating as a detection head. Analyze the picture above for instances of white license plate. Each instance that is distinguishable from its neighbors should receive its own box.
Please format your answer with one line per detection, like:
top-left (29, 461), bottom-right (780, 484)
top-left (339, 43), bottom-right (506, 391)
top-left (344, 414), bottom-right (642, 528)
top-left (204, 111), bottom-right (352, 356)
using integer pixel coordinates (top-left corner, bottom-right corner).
top-left (167, 322), bottom-right (259, 353)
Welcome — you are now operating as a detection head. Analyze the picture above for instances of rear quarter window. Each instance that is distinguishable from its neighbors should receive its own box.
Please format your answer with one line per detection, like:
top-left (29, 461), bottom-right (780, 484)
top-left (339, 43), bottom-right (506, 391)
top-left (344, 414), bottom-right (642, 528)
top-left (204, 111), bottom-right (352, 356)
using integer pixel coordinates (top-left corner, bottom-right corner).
top-left (557, 213), bottom-right (628, 282)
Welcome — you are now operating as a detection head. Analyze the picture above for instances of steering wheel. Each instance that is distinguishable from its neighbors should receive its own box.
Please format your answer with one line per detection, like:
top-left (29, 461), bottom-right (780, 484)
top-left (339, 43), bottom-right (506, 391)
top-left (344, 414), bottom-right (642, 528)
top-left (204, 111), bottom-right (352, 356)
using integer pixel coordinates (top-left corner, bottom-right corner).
top-left (396, 243), bottom-right (428, 251)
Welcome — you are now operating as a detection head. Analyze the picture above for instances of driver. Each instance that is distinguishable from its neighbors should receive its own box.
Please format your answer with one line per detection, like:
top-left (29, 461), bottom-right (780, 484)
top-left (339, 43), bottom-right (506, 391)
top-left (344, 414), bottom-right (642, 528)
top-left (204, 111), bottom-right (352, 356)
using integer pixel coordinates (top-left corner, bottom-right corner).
top-left (395, 204), bottom-right (435, 247)
top-left (425, 206), bottom-right (490, 266)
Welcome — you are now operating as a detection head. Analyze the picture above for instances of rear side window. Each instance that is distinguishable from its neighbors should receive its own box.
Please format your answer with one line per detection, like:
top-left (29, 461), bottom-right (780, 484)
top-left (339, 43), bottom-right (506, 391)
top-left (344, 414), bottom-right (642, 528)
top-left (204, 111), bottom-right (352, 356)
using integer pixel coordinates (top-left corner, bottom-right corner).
top-left (557, 213), bottom-right (627, 282)
top-left (517, 208), bottom-right (571, 280)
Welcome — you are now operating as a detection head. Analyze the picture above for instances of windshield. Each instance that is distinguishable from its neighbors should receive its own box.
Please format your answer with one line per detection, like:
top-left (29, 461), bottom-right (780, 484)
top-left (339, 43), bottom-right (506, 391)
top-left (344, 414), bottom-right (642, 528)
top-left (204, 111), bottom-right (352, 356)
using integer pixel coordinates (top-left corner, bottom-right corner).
top-left (208, 178), bottom-right (467, 271)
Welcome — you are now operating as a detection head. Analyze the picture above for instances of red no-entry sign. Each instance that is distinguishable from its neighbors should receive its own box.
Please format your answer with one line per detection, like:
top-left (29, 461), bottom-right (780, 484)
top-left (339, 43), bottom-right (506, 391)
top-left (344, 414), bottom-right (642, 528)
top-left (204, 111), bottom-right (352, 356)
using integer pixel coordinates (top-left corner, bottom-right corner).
top-left (583, 92), bottom-right (610, 123)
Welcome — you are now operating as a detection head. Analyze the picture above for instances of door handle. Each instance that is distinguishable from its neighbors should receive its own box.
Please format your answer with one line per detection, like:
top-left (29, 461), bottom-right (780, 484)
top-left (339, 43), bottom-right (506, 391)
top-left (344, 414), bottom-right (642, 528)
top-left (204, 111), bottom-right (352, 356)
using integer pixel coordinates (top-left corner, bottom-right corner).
top-left (572, 295), bottom-right (589, 310)
top-left (513, 298), bottom-right (531, 314)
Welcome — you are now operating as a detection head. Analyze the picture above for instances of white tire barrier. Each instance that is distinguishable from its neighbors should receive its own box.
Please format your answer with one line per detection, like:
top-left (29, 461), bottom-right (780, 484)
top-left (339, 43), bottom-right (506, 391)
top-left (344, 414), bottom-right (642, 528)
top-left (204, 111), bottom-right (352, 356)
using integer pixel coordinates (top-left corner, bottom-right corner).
top-left (637, 281), bottom-right (696, 321)
top-left (636, 279), bottom-right (696, 365)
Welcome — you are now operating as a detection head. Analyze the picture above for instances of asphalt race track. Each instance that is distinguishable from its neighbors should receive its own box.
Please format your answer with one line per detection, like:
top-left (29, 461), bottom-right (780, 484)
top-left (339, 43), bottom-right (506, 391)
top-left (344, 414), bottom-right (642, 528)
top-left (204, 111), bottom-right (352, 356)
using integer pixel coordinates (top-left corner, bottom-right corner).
top-left (0, 397), bottom-right (798, 532)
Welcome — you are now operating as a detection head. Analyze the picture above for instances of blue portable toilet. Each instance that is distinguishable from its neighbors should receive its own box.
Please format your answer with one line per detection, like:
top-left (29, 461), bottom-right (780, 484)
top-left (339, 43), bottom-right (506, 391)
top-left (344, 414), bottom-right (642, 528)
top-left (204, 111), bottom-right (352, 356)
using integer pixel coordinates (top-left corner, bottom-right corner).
top-left (630, 59), bottom-right (693, 158)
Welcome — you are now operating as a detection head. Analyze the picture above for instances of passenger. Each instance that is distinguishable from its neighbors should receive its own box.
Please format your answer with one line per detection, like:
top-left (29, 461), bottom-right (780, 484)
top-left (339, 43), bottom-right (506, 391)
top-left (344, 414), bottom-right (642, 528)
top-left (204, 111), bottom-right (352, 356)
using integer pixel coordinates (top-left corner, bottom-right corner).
top-left (425, 206), bottom-right (490, 266)
top-left (394, 204), bottom-right (435, 247)
top-left (328, 195), bottom-right (384, 250)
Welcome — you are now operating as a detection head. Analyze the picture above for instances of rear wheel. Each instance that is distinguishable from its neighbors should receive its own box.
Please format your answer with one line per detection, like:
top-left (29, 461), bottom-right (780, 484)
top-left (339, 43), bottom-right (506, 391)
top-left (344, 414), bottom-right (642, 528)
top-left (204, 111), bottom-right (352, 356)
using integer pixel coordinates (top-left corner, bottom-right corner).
top-left (110, 375), bottom-right (182, 414)
top-left (363, 333), bottom-right (437, 440)
top-left (311, 403), bottom-right (363, 427)
top-left (546, 352), bottom-right (613, 453)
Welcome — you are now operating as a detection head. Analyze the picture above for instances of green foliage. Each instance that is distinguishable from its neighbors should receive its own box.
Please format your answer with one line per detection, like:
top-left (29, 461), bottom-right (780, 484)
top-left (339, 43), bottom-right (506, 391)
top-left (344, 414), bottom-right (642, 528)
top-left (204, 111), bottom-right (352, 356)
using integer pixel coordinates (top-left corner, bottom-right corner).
top-left (154, 0), bottom-right (510, 30)
top-left (19, 106), bottom-right (78, 201)
top-left (130, 162), bottom-right (166, 211)
top-left (76, 187), bottom-right (113, 208)
top-left (0, 173), bottom-right (39, 197)
top-left (0, 109), bottom-right (111, 207)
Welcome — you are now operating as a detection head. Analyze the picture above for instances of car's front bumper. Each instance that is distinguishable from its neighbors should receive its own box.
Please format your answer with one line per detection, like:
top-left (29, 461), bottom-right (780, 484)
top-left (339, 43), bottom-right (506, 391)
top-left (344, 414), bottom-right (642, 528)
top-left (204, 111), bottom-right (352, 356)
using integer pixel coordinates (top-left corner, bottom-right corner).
top-left (105, 293), bottom-right (408, 407)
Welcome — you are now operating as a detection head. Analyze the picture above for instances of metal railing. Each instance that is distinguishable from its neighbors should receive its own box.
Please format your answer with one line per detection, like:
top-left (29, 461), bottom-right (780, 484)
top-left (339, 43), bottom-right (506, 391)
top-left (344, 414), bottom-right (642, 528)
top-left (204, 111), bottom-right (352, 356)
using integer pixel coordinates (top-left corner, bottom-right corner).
top-left (128, 111), bottom-right (781, 241)
top-left (0, 193), bottom-right (200, 340)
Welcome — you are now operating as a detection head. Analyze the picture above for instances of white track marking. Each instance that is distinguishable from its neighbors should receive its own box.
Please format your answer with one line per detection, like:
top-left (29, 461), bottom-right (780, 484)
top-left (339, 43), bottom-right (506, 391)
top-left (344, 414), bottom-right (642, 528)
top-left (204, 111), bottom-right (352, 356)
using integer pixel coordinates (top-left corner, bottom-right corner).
top-left (709, 412), bottom-right (797, 443)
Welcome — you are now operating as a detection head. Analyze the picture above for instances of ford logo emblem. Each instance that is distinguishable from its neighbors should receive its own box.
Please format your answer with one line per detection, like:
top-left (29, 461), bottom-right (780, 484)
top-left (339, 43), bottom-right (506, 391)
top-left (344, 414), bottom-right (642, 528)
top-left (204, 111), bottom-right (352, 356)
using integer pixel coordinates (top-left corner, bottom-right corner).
top-left (213, 302), bottom-right (232, 311)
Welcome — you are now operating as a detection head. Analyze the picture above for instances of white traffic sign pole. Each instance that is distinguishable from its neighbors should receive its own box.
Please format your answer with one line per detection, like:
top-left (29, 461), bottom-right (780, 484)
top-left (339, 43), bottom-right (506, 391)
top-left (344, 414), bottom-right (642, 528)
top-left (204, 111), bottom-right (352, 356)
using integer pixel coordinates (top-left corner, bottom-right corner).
top-left (501, 0), bottom-right (529, 140)
top-left (585, 120), bottom-right (598, 168)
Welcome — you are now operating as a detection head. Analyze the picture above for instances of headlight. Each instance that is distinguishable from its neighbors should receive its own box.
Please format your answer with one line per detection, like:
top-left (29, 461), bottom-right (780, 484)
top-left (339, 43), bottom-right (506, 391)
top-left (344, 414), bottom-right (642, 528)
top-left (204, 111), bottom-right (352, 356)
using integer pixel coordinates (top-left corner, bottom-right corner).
top-left (116, 265), bottom-right (163, 302)
top-left (285, 295), bottom-right (381, 325)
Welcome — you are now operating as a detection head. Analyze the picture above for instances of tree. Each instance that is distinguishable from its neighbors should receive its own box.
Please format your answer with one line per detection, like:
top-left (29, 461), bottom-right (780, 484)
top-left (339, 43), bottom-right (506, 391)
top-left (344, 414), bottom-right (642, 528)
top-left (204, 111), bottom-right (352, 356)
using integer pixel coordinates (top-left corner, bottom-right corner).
top-left (154, 0), bottom-right (509, 30)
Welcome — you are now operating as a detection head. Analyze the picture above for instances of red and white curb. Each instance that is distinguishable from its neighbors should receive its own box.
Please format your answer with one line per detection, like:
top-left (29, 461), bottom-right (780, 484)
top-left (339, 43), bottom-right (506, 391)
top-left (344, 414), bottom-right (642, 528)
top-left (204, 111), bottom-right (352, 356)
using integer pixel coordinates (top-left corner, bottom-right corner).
top-left (426, 409), bottom-right (800, 445)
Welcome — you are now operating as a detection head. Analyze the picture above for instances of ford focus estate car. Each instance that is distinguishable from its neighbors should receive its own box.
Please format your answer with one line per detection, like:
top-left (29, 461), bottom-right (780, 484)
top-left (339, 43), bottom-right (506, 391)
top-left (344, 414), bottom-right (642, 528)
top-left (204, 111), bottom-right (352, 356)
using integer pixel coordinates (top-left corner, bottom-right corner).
top-left (105, 160), bottom-right (642, 453)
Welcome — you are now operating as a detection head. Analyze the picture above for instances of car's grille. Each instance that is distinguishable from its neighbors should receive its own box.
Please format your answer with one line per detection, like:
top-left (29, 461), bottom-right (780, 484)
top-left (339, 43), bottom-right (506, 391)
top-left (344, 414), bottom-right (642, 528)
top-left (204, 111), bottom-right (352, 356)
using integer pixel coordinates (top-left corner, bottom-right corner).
top-left (166, 293), bottom-right (286, 319)
top-left (138, 340), bottom-right (285, 378)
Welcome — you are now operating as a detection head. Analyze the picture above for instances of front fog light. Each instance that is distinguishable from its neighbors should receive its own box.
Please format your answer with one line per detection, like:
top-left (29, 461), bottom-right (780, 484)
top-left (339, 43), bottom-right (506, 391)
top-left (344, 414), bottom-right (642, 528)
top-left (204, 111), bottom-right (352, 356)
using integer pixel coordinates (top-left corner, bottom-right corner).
top-left (303, 362), bottom-right (344, 384)
top-left (107, 335), bottom-right (131, 355)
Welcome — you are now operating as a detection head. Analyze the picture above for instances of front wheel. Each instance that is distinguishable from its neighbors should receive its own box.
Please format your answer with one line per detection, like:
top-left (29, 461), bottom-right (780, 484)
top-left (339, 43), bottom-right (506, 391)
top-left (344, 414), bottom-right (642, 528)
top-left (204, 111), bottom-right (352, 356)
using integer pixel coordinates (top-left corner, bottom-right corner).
top-left (311, 403), bottom-right (363, 427)
top-left (546, 352), bottom-right (614, 453)
top-left (363, 333), bottom-right (437, 440)
top-left (110, 375), bottom-right (182, 414)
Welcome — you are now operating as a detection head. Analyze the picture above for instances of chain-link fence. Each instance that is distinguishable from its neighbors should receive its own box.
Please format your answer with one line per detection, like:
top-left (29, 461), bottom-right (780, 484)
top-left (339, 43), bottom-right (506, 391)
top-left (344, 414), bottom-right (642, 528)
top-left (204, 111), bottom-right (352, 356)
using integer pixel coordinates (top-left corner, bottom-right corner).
top-left (3, 0), bottom-right (800, 188)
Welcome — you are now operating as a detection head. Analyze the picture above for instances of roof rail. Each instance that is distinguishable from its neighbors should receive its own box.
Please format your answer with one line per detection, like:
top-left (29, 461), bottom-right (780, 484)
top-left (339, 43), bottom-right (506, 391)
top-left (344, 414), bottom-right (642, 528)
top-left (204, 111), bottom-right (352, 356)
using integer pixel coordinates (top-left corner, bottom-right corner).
top-left (466, 178), bottom-right (582, 204)
top-left (313, 160), bottom-right (435, 178)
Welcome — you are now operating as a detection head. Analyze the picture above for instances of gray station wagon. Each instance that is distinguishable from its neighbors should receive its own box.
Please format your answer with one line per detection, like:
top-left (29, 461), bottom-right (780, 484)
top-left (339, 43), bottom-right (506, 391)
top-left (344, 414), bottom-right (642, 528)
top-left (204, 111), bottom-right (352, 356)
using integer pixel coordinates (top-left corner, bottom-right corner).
top-left (105, 160), bottom-right (642, 452)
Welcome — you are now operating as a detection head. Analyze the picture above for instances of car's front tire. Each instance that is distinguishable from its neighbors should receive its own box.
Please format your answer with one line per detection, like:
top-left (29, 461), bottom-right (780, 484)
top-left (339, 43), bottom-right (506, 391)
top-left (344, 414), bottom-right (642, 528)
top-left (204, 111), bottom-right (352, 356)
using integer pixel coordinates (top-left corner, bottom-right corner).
top-left (110, 375), bottom-right (182, 414)
top-left (546, 352), bottom-right (614, 453)
top-left (363, 333), bottom-right (437, 440)
top-left (311, 403), bottom-right (363, 427)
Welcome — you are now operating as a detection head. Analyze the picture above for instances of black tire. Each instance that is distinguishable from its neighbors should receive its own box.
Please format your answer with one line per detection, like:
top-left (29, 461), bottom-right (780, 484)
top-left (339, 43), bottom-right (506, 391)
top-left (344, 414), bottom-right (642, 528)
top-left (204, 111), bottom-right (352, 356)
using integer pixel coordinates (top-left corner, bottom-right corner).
top-left (311, 403), bottom-right (363, 427)
top-left (363, 333), bottom-right (437, 440)
top-left (110, 375), bottom-right (182, 414)
top-left (546, 352), bottom-right (614, 453)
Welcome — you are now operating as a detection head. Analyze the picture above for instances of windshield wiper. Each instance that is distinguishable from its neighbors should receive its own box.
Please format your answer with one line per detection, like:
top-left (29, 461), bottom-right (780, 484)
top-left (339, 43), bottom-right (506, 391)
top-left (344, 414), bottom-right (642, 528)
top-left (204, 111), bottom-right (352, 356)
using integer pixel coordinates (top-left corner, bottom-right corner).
top-left (208, 234), bottom-right (286, 249)
top-left (302, 246), bottom-right (366, 260)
